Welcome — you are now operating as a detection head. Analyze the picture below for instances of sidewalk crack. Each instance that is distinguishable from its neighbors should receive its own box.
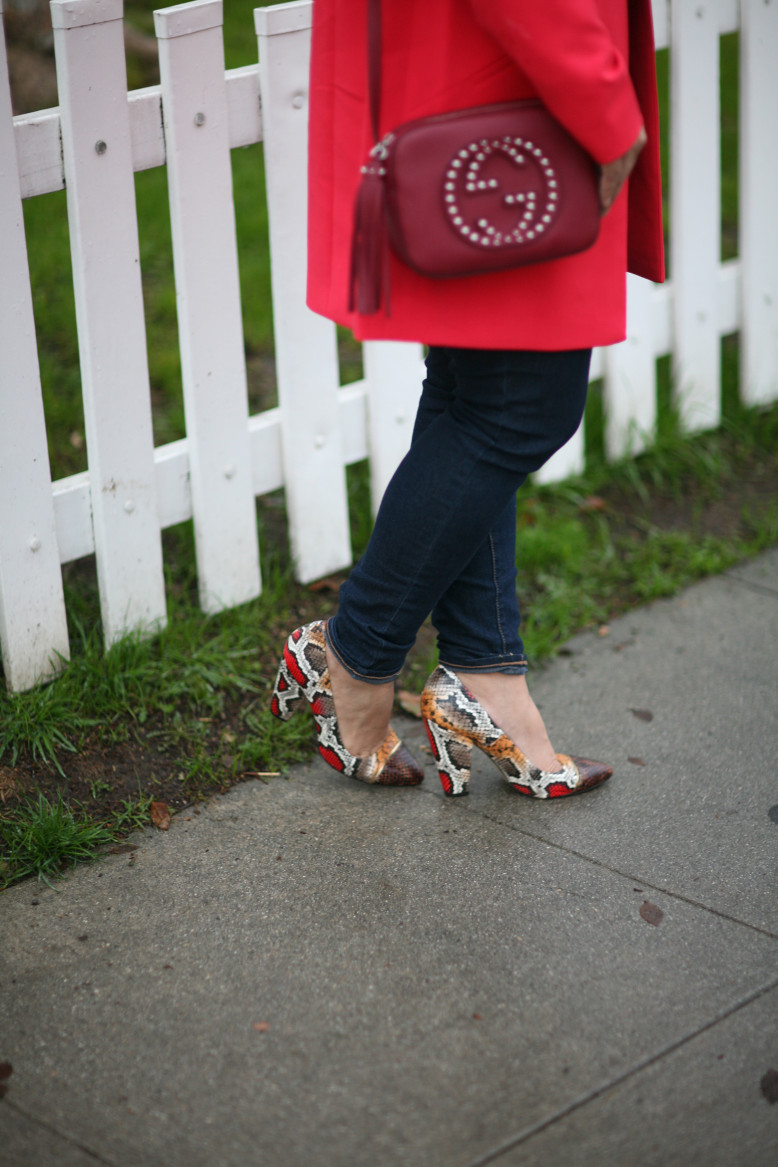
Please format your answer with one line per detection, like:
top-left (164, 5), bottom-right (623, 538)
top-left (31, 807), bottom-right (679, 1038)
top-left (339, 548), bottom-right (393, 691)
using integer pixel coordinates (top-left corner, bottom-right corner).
top-left (459, 795), bottom-right (778, 941)
top-left (464, 978), bottom-right (778, 1167)
top-left (0, 1099), bottom-right (117, 1166)
top-left (724, 572), bottom-right (778, 599)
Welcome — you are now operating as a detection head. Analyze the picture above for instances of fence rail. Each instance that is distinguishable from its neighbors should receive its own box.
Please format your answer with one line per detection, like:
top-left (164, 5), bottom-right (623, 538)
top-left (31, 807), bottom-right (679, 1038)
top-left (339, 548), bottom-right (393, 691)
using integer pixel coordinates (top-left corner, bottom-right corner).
top-left (1, 0), bottom-right (777, 691)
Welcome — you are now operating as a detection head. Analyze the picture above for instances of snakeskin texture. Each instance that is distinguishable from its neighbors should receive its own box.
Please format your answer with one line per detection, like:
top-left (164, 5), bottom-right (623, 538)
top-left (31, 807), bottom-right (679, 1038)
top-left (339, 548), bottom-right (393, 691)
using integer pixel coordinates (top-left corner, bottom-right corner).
top-left (270, 622), bottom-right (424, 786)
top-left (421, 665), bottom-right (612, 798)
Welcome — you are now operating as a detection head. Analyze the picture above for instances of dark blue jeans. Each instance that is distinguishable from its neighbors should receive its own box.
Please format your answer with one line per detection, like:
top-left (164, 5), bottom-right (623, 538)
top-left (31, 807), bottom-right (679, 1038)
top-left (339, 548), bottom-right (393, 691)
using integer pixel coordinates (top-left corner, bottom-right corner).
top-left (326, 345), bottom-right (591, 682)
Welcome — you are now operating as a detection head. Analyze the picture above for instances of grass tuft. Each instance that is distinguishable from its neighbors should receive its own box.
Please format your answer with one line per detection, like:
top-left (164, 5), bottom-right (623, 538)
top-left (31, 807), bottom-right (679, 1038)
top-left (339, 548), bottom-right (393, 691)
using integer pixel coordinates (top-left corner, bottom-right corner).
top-left (0, 793), bottom-right (116, 889)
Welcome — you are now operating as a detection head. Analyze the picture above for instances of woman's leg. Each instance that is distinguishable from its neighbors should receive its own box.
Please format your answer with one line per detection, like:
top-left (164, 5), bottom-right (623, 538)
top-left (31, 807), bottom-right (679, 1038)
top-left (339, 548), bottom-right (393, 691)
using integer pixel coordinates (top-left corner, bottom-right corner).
top-left (326, 345), bottom-right (591, 756)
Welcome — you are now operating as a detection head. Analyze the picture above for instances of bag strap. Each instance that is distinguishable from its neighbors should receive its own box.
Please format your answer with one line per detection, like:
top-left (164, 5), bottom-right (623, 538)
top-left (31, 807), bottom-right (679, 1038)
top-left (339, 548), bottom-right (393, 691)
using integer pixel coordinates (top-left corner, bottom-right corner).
top-left (348, 0), bottom-right (389, 315)
top-left (367, 0), bottom-right (382, 143)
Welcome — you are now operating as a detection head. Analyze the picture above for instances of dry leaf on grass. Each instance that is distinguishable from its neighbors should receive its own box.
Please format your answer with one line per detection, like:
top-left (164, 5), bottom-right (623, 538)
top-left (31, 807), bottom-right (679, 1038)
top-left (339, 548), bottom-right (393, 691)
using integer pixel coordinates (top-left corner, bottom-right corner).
top-left (579, 495), bottom-right (607, 513)
top-left (0, 768), bottom-right (19, 803)
top-left (307, 576), bottom-right (342, 592)
top-left (150, 801), bottom-right (171, 831)
top-left (397, 690), bottom-right (422, 718)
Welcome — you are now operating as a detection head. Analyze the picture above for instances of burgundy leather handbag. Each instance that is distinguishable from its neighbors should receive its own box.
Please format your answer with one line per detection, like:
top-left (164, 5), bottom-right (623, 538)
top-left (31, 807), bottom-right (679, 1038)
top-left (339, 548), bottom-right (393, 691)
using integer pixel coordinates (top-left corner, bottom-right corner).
top-left (350, 0), bottom-right (602, 315)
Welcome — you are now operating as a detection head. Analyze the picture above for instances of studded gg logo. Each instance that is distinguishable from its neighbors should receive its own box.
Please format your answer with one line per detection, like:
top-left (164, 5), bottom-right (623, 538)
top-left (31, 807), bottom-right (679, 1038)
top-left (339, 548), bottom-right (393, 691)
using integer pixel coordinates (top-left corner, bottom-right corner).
top-left (443, 136), bottom-right (559, 248)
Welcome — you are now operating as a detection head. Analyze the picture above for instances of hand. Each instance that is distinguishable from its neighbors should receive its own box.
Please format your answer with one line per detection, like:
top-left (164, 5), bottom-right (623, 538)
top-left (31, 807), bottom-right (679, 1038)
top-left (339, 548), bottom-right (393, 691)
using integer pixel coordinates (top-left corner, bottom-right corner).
top-left (599, 126), bottom-right (647, 214)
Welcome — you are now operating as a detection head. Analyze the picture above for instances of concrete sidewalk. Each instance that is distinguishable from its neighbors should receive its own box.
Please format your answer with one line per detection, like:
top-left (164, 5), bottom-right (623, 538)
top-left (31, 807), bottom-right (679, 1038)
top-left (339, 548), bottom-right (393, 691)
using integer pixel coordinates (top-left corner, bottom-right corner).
top-left (2, 550), bottom-right (777, 1167)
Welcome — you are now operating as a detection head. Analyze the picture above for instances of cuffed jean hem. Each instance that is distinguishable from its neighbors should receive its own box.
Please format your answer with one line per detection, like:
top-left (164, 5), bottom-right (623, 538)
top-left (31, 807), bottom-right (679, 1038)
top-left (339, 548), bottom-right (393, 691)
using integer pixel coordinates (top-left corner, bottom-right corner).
top-left (324, 621), bottom-right (401, 686)
top-left (438, 655), bottom-right (529, 676)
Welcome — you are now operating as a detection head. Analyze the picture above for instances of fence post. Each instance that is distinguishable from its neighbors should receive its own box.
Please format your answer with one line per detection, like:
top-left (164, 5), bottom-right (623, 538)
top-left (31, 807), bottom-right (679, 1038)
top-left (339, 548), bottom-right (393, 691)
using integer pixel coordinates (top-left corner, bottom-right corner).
top-left (255, 0), bottom-right (352, 584)
top-left (670, 0), bottom-right (722, 431)
top-left (0, 1), bottom-right (70, 691)
top-left (740, 0), bottom-right (778, 407)
top-left (50, 0), bottom-right (167, 646)
top-left (155, 0), bottom-right (261, 612)
top-left (362, 343), bottom-right (424, 515)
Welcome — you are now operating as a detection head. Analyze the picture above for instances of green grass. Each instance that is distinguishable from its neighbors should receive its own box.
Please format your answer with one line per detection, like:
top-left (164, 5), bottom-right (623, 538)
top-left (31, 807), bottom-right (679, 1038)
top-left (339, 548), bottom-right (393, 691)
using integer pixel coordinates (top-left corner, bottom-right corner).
top-left (0, 793), bottom-right (116, 888)
top-left (515, 398), bottom-right (778, 660)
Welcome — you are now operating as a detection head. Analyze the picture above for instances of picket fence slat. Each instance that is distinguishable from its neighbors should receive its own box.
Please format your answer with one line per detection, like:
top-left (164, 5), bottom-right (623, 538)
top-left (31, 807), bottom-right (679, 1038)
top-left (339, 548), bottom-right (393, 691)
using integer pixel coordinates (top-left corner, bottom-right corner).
top-left (651, 0), bottom-right (669, 50)
top-left (670, 0), bottom-right (722, 432)
top-left (604, 273), bottom-right (657, 459)
top-left (362, 344), bottom-right (425, 515)
top-left (0, 2), bottom-right (70, 691)
top-left (155, 0), bottom-right (261, 613)
top-left (740, 0), bottom-right (778, 406)
top-left (255, 1), bottom-right (352, 584)
top-left (51, 0), bottom-right (168, 646)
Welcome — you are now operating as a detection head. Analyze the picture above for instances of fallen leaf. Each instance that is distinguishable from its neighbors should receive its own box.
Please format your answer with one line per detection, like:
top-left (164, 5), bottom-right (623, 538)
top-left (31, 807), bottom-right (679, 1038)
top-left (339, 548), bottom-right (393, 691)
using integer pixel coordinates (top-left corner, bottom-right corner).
top-left (640, 901), bottom-right (664, 926)
top-left (253, 1021), bottom-right (270, 1032)
top-left (472, 1013), bottom-right (482, 1021)
top-left (108, 843), bottom-right (138, 855)
top-left (0, 768), bottom-right (19, 803)
top-left (307, 575), bottom-right (341, 592)
top-left (628, 756), bottom-right (645, 766)
top-left (397, 690), bottom-right (422, 718)
top-left (760, 1069), bottom-right (778, 1103)
top-left (150, 801), bottom-right (171, 831)
top-left (630, 708), bottom-right (654, 722)
top-left (579, 495), bottom-right (607, 513)
top-left (598, 625), bottom-right (610, 637)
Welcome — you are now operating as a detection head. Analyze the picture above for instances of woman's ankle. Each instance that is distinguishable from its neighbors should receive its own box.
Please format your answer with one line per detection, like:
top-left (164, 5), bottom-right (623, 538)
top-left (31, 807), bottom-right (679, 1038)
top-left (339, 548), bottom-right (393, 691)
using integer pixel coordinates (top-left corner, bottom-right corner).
top-left (454, 671), bottom-right (560, 772)
top-left (326, 644), bottom-right (394, 757)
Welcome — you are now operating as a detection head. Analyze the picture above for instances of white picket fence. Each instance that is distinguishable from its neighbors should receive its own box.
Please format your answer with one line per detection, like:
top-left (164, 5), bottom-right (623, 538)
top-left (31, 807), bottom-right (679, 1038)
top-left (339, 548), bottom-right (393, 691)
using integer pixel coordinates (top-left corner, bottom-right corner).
top-left (0, 0), bottom-right (777, 693)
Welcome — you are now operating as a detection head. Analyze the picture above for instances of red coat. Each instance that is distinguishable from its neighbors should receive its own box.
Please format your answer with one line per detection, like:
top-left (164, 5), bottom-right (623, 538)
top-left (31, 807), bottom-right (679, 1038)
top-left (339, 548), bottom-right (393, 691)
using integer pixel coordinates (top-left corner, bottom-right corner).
top-left (307, 0), bottom-right (665, 350)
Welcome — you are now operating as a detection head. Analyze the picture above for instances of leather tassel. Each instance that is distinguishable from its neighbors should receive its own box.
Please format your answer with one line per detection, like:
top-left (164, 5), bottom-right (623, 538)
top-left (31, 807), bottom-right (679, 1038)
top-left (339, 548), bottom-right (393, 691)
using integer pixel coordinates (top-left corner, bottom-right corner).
top-left (349, 168), bottom-right (390, 315)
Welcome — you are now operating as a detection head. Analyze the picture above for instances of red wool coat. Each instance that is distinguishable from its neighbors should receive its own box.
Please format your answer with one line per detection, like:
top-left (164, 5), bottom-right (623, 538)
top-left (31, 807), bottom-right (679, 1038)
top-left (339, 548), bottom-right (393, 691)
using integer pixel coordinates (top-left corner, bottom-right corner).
top-left (306, 0), bottom-right (664, 351)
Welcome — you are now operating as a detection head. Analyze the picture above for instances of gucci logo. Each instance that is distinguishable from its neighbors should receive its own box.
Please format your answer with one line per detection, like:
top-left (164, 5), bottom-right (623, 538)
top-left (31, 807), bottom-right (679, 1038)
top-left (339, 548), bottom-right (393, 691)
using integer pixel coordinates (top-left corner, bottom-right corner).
top-left (443, 136), bottom-right (559, 248)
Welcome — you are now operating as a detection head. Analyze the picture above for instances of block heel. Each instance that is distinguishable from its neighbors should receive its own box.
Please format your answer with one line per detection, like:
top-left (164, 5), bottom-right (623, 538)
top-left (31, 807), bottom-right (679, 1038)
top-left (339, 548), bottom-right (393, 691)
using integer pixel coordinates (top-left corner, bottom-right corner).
top-left (423, 715), bottom-right (473, 797)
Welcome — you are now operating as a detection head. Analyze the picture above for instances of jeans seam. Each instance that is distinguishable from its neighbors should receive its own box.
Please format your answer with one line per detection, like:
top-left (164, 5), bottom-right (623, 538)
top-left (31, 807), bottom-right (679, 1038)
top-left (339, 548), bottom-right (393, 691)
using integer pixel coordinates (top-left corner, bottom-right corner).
top-left (489, 532), bottom-right (508, 655)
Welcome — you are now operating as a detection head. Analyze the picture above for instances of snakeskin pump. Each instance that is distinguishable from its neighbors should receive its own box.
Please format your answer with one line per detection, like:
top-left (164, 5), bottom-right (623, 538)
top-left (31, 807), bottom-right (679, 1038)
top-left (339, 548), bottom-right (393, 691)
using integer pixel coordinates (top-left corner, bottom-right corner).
top-left (421, 665), bottom-right (612, 798)
top-left (270, 621), bottom-right (424, 786)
